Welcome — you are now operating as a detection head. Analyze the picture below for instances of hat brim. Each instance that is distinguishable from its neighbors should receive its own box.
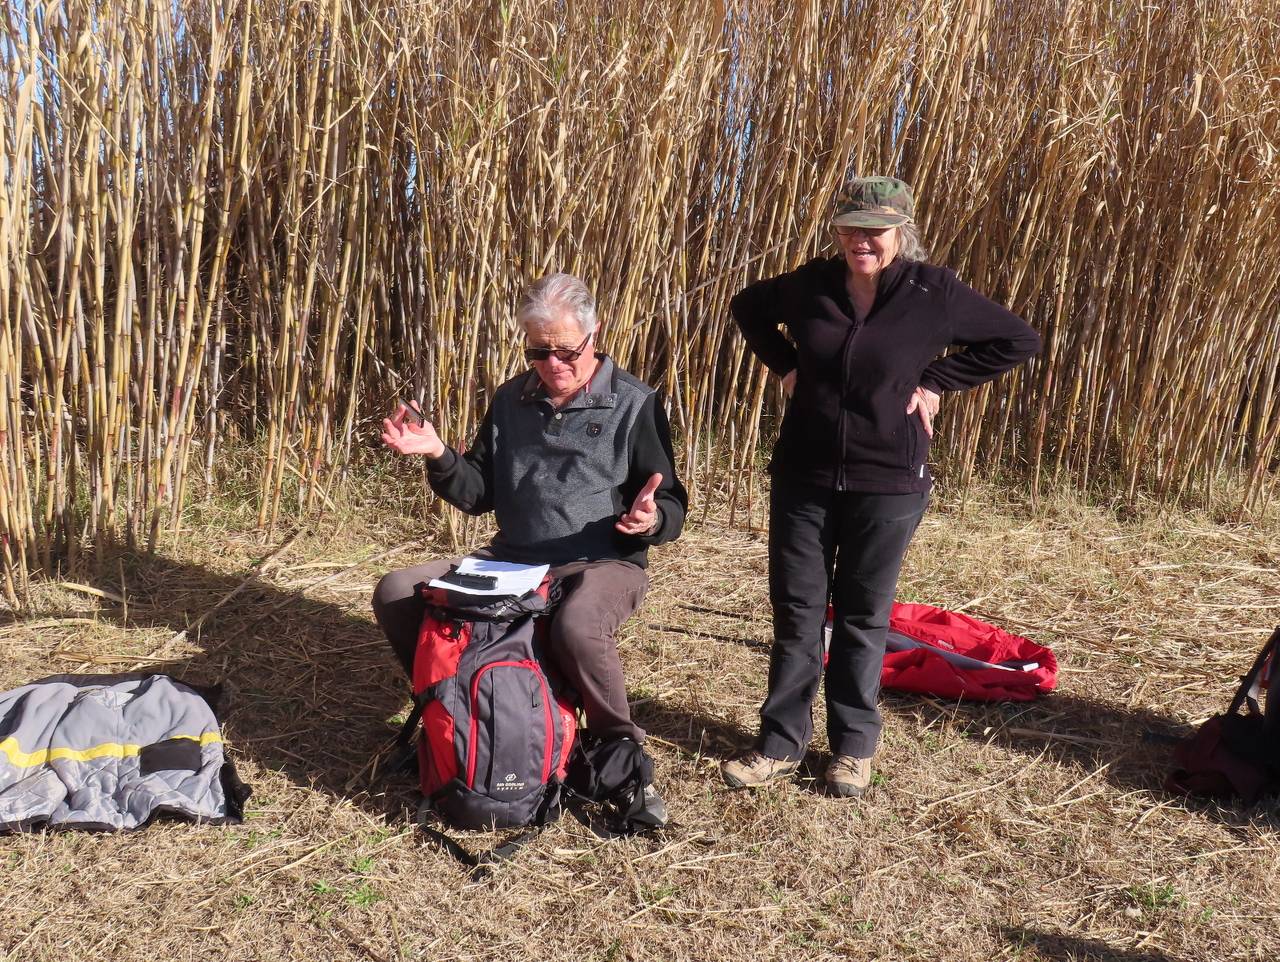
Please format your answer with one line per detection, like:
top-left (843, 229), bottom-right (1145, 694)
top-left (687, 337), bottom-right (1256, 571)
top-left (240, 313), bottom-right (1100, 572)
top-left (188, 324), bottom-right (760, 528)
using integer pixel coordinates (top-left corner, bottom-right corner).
top-left (831, 210), bottom-right (911, 228)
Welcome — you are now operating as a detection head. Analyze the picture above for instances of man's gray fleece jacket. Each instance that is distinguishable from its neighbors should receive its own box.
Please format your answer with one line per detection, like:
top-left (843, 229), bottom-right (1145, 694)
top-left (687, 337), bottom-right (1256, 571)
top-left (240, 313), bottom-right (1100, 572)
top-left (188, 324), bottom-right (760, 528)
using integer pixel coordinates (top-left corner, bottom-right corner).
top-left (425, 355), bottom-right (688, 566)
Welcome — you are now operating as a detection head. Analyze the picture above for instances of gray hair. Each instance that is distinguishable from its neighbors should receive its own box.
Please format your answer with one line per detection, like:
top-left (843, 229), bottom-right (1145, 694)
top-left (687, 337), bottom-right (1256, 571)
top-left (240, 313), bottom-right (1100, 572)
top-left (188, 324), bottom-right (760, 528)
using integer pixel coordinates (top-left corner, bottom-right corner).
top-left (895, 221), bottom-right (929, 263)
top-left (828, 221), bottom-right (929, 263)
top-left (517, 272), bottom-right (598, 335)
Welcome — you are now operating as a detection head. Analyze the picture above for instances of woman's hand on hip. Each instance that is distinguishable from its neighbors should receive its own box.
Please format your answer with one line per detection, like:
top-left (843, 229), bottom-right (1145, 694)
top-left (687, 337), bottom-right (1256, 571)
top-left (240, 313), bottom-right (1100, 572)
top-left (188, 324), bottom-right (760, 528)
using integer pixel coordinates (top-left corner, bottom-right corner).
top-left (381, 403), bottom-right (446, 458)
top-left (907, 387), bottom-right (941, 438)
top-left (781, 369), bottom-right (797, 398)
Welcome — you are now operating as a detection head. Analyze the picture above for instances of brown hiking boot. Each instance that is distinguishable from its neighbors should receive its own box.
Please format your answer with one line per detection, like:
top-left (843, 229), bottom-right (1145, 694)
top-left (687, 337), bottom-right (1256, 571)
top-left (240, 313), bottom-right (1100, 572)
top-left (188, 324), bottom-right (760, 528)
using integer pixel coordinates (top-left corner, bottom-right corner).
top-left (720, 750), bottom-right (800, 789)
top-left (825, 755), bottom-right (872, 797)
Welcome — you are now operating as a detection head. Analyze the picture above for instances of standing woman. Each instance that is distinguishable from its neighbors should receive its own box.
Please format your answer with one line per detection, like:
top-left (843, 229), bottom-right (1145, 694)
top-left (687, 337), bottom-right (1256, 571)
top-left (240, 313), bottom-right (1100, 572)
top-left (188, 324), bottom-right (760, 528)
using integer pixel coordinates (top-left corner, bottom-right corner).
top-left (720, 177), bottom-right (1040, 797)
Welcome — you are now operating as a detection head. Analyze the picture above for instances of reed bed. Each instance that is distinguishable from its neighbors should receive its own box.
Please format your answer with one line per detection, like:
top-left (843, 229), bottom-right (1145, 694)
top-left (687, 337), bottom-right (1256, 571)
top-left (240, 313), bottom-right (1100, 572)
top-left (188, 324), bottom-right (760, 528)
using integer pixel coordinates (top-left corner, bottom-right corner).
top-left (2, 0), bottom-right (1278, 600)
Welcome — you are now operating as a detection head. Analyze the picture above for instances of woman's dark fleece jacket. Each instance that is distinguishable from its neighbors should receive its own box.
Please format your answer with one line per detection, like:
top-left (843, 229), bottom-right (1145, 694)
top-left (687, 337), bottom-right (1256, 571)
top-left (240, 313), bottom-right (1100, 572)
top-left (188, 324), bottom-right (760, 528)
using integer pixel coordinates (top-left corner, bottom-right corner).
top-left (732, 256), bottom-right (1041, 494)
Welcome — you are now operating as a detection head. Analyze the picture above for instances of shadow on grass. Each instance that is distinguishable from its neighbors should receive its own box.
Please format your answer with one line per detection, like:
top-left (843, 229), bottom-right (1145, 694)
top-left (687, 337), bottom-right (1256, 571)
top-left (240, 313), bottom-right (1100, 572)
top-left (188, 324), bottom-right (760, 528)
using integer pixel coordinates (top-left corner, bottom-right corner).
top-left (24, 548), bottom-right (421, 819)
top-left (658, 608), bottom-right (1280, 830)
top-left (634, 697), bottom-right (755, 760)
top-left (25, 548), bottom-right (758, 826)
top-left (885, 689), bottom-right (1280, 829)
top-left (1000, 926), bottom-right (1178, 962)
top-left (19, 550), bottom-right (1277, 832)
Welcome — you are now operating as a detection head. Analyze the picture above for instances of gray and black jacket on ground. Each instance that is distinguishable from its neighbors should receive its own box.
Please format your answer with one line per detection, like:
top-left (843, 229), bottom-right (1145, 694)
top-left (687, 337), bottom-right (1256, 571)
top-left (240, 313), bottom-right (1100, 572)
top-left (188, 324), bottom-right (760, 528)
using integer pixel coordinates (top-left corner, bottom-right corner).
top-left (732, 256), bottom-right (1041, 494)
top-left (0, 673), bottom-right (249, 832)
top-left (425, 354), bottom-right (688, 566)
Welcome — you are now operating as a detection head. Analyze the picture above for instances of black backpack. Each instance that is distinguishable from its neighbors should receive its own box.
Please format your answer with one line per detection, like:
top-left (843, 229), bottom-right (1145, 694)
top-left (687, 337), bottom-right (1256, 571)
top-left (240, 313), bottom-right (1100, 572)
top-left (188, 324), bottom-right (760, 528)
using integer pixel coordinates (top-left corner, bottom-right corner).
top-left (1167, 626), bottom-right (1280, 804)
top-left (563, 732), bottom-right (663, 833)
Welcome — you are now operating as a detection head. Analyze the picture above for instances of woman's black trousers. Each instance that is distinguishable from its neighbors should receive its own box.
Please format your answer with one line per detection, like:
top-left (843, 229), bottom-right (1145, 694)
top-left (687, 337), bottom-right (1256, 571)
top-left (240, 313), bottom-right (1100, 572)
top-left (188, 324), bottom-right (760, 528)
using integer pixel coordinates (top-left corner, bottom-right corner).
top-left (758, 479), bottom-right (928, 761)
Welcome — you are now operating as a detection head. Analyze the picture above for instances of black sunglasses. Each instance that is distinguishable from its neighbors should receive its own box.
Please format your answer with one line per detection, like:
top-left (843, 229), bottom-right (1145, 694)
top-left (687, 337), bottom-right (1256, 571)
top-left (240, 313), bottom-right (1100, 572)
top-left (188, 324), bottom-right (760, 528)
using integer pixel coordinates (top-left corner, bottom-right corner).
top-left (524, 332), bottom-right (592, 363)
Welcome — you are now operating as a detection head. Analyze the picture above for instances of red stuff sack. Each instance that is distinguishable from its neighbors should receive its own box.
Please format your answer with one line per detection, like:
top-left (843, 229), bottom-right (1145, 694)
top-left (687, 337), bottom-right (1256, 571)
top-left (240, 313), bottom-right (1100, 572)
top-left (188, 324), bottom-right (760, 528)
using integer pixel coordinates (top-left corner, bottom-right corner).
top-left (822, 602), bottom-right (1058, 701)
top-left (882, 603), bottom-right (1057, 701)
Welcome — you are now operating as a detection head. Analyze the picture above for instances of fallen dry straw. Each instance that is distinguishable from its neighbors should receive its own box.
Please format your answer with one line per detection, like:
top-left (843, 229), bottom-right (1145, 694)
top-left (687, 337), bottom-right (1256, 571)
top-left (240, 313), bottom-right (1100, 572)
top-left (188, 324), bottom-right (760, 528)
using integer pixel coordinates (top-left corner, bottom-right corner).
top-left (1, 480), bottom-right (1277, 960)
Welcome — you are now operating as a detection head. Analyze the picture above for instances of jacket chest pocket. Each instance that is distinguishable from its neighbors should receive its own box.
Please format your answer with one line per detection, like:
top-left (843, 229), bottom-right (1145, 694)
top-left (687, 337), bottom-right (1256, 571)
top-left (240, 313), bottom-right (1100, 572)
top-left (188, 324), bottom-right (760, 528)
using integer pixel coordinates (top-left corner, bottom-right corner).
top-left (538, 414), bottom-right (629, 489)
top-left (543, 410), bottom-right (609, 442)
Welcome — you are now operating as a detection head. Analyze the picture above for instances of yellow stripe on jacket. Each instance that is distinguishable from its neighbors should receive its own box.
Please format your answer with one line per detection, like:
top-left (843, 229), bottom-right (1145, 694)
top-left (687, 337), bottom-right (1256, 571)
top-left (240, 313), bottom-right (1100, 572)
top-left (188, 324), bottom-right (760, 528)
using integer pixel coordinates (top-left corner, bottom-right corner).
top-left (0, 732), bottom-right (223, 768)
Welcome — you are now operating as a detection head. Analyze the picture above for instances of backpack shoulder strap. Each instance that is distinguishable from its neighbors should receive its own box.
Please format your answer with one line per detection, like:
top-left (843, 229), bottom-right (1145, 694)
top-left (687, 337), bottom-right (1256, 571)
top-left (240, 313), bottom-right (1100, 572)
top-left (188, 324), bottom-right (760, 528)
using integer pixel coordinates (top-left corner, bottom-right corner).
top-left (1229, 626), bottom-right (1280, 717)
top-left (377, 692), bottom-right (431, 778)
top-left (415, 794), bottom-right (555, 883)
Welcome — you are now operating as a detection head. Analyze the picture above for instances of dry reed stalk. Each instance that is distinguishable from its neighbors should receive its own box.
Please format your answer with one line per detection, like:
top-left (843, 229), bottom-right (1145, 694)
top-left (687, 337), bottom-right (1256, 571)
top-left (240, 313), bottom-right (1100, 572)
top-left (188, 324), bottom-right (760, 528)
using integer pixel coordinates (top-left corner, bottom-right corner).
top-left (1, 0), bottom-right (1278, 600)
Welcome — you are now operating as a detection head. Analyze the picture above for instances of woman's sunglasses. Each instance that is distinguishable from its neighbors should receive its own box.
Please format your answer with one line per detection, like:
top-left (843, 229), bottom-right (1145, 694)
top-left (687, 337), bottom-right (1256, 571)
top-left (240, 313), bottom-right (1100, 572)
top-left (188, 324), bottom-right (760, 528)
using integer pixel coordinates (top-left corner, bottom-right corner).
top-left (833, 224), bottom-right (893, 238)
top-left (524, 332), bottom-right (592, 363)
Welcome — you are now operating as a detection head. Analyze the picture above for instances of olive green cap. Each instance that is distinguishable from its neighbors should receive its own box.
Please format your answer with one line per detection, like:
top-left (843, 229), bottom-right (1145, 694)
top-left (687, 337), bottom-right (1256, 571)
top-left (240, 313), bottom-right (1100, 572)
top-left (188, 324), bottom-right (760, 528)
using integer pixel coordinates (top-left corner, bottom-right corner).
top-left (831, 176), bottom-right (914, 228)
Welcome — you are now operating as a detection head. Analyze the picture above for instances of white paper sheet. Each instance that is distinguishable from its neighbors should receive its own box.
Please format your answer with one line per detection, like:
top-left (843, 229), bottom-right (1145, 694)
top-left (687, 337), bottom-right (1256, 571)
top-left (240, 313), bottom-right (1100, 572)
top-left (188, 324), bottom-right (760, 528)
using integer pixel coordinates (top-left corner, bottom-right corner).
top-left (427, 556), bottom-right (550, 597)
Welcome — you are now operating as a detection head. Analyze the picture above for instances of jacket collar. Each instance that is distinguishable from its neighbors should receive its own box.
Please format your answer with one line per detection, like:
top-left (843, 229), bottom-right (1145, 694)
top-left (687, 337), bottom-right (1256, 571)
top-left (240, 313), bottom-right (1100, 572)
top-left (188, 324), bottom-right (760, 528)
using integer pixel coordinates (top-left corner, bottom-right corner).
top-left (519, 353), bottom-right (618, 410)
top-left (824, 255), bottom-right (916, 322)
top-left (825, 255), bottom-right (909, 299)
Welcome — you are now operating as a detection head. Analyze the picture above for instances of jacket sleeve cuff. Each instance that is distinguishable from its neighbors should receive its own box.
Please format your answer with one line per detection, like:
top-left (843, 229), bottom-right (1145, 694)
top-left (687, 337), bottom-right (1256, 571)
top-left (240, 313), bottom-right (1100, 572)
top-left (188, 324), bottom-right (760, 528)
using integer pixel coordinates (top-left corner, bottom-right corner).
top-left (637, 500), bottom-right (685, 546)
top-left (425, 446), bottom-right (459, 476)
top-left (918, 375), bottom-right (946, 396)
top-left (767, 355), bottom-right (799, 378)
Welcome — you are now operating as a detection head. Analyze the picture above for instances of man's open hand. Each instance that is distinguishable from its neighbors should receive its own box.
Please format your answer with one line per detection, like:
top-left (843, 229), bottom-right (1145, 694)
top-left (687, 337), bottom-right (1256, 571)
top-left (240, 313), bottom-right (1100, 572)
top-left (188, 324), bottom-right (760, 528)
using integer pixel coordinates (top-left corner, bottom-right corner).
top-left (616, 472), bottom-right (663, 536)
top-left (381, 403), bottom-right (446, 459)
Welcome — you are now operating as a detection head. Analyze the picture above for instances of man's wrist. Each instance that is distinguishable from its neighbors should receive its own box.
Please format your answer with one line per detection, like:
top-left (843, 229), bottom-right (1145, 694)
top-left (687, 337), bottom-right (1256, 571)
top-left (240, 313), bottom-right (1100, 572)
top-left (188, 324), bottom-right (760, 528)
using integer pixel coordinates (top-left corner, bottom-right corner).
top-left (643, 507), bottom-right (663, 536)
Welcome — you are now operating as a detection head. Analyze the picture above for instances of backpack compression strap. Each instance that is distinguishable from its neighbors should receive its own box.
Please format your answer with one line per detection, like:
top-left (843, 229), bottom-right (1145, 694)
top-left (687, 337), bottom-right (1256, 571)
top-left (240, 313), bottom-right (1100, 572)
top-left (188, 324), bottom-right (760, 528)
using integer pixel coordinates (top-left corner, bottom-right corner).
top-left (382, 692), bottom-right (431, 776)
top-left (416, 823), bottom-right (540, 883)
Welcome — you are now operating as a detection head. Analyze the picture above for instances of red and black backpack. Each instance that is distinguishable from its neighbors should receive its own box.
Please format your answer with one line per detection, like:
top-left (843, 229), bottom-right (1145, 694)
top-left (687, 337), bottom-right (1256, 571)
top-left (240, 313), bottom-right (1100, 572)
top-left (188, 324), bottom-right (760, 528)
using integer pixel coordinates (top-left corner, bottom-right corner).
top-left (395, 579), bottom-right (578, 830)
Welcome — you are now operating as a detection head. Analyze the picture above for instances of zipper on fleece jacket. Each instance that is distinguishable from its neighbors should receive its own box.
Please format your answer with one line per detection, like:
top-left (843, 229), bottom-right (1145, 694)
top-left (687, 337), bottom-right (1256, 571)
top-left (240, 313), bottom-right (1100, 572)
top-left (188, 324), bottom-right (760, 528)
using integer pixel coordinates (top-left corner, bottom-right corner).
top-left (835, 271), bottom-right (886, 491)
top-left (836, 320), bottom-right (858, 492)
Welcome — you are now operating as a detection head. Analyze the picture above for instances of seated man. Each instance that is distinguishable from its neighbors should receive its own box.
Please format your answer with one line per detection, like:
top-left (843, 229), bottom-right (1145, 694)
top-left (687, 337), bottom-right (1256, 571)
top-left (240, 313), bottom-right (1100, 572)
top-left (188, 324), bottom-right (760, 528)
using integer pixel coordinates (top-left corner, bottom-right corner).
top-left (373, 271), bottom-right (687, 824)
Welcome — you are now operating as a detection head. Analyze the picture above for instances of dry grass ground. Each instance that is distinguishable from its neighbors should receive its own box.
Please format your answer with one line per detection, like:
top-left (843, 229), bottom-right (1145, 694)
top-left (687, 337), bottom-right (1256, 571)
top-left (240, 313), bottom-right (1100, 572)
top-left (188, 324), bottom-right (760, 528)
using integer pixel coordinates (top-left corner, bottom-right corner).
top-left (2, 477), bottom-right (1278, 962)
